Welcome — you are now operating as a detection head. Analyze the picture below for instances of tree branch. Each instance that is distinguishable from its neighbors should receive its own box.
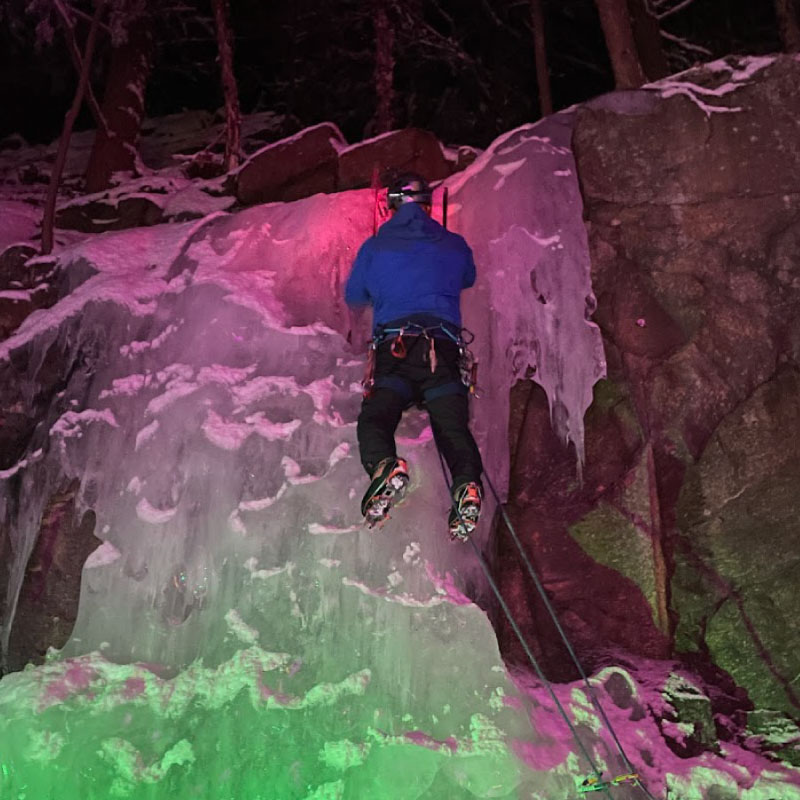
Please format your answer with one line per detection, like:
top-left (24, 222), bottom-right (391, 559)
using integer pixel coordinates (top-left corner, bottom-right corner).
top-left (425, 0), bottom-right (458, 36)
top-left (42, 0), bottom-right (105, 255)
top-left (53, 0), bottom-right (109, 134)
top-left (66, 2), bottom-right (114, 35)
top-left (656, 0), bottom-right (699, 21)
top-left (659, 28), bottom-right (712, 55)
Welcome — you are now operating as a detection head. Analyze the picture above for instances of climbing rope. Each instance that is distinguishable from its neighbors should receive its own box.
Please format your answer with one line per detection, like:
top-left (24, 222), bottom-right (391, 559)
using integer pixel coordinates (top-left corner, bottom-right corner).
top-left (434, 448), bottom-right (611, 797)
top-left (480, 470), bottom-right (661, 800)
top-left (435, 446), bottom-right (662, 800)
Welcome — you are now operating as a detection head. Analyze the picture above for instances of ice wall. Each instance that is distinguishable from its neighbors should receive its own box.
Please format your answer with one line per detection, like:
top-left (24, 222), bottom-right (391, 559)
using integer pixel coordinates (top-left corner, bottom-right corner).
top-left (449, 111), bottom-right (605, 479)
top-left (0, 116), bottom-right (608, 798)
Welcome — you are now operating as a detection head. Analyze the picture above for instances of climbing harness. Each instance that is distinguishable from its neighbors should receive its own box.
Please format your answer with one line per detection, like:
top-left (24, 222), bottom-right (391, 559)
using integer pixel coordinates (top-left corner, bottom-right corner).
top-left (360, 322), bottom-right (479, 399)
top-left (433, 446), bottom-right (663, 800)
top-left (428, 335), bottom-right (438, 373)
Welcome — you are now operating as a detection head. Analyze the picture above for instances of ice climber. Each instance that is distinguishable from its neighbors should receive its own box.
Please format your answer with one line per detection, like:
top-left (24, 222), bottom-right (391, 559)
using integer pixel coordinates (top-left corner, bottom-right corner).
top-left (345, 172), bottom-right (484, 540)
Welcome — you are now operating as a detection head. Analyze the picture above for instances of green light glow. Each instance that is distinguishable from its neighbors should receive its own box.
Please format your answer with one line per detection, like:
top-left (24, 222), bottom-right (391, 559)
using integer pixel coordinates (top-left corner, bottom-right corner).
top-left (0, 608), bottom-right (536, 800)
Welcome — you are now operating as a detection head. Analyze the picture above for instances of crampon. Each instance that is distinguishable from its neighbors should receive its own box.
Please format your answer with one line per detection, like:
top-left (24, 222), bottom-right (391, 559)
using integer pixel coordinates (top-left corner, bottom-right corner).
top-left (448, 482), bottom-right (482, 541)
top-left (361, 457), bottom-right (409, 529)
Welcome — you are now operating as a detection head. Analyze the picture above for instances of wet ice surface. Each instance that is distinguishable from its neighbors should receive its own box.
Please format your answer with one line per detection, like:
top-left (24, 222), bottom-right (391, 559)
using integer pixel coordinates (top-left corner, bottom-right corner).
top-left (0, 110), bottom-right (797, 798)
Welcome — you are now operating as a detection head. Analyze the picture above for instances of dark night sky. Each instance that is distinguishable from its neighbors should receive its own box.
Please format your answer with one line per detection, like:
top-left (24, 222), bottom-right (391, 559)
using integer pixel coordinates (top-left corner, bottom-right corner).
top-left (0, 0), bottom-right (783, 148)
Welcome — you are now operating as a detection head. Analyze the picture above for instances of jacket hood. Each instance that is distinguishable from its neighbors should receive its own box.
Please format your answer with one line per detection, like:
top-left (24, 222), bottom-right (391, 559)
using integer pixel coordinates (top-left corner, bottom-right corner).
top-left (377, 202), bottom-right (446, 242)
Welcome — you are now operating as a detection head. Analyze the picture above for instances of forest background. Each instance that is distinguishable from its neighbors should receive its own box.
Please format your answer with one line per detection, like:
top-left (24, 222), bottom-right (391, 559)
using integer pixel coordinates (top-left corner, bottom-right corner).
top-left (0, 0), bottom-right (795, 153)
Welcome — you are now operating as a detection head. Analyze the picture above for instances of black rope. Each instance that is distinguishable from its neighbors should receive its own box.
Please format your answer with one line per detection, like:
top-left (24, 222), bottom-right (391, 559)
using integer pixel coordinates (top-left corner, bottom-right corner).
top-left (434, 447), bottom-right (610, 796)
top-left (480, 470), bottom-right (661, 800)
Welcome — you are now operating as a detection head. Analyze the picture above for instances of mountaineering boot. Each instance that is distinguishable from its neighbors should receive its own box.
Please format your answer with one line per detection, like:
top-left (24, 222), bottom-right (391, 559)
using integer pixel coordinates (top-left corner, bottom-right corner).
top-left (448, 482), bottom-right (482, 541)
top-left (361, 457), bottom-right (410, 528)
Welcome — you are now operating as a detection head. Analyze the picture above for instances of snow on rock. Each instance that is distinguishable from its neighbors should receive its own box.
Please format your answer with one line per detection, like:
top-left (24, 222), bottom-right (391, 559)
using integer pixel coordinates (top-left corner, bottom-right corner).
top-left (337, 127), bottom-right (452, 190)
top-left (235, 122), bottom-right (346, 205)
top-left (138, 110), bottom-right (290, 169)
top-left (54, 173), bottom-right (235, 232)
top-left (652, 55), bottom-right (778, 116)
top-left (160, 183), bottom-right (236, 219)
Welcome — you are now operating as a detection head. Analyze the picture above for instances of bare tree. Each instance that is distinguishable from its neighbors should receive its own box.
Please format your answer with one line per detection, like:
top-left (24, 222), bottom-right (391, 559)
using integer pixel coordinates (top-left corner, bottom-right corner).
top-left (626, 0), bottom-right (669, 80)
top-left (594, 0), bottom-right (646, 88)
top-left (84, 3), bottom-right (154, 193)
top-left (373, 0), bottom-right (396, 134)
top-left (42, 1), bottom-right (105, 255)
top-left (530, 0), bottom-right (553, 116)
top-left (646, 0), bottom-right (712, 70)
top-left (775, 0), bottom-right (800, 51)
top-left (52, 0), bottom-right (108, 133)
top-left (211, 0), bottom-right (242, 171)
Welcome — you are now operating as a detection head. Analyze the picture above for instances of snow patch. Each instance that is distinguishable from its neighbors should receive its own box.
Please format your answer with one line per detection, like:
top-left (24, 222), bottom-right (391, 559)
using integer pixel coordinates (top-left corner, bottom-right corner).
top-left (492, 158), bottom-right (527, 191)
top-left (307, 523), bottom-right (360, 535)
top-left (84, 541), bottom-right (122, 569)
top-left (135, 498), bottom-right (178, 524)
top-left (51, 409), bottom-right (119, 438)
top-left (135, 420), bottom-right (159, 449)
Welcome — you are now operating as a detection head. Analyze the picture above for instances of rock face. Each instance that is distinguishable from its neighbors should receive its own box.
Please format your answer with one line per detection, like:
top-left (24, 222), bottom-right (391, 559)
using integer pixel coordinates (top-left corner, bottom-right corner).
top-left (235, 122), bottom-right (347, 205)
top-left (337, 127), bottom-right (453, 190)
top-left (27, 119), bottom-right (471, 238)
top-left (236, 125), bottom-right (457, 204)
top-left (563, 56), bottom-right (800, 715)
top-left (4, 482), bottom-right (100, 672)
top-left (55, 195), bottom-right (164, 232)
top-left (0, 245), bottom-right (57, 340)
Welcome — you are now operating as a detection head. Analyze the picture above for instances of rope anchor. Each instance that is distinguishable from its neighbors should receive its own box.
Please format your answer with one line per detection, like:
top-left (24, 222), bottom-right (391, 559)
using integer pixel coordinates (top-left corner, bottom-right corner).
top-left (579, 773), bottom-right (641, 794)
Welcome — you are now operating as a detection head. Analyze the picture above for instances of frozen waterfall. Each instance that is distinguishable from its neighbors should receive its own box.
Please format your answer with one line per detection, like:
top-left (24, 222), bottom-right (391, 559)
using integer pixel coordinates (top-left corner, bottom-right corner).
top-left (0, 114), bottom-right (616, 799)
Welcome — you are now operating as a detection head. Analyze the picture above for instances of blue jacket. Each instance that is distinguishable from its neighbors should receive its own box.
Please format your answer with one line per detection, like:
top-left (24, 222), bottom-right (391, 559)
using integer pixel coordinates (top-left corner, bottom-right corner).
top-left (345, 203), bottom-right (476, 332)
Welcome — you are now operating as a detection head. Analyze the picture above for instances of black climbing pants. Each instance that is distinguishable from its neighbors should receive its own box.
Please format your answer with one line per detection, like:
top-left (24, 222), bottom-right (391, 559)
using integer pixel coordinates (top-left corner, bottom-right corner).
top-left (357, 336), bottom-right (483, 491)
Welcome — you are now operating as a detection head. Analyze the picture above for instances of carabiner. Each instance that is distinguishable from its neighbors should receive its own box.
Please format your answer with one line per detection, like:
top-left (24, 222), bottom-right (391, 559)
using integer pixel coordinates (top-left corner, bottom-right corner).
top-left (391, 328), bottom-right (407, 358)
